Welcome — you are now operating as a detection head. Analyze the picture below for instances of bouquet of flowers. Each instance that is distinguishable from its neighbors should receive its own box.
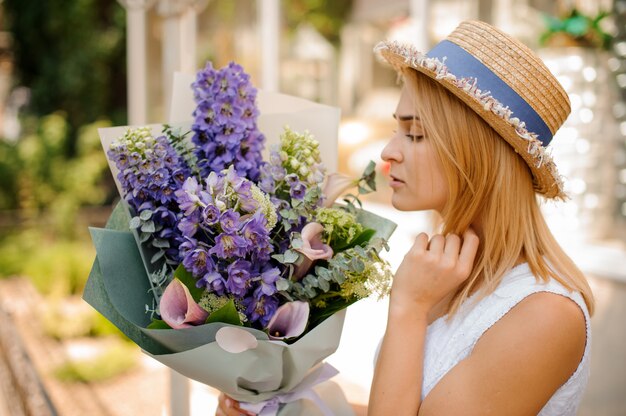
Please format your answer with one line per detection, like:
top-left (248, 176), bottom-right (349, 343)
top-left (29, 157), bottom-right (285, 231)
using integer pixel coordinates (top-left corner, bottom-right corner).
top-left (84, 62), bottom-right (396, 415)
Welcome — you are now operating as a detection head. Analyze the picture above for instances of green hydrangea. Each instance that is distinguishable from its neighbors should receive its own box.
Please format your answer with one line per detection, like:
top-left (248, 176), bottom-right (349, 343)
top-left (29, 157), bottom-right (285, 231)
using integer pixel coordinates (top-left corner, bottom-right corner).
top-left (338, 250), bottom-right (393, 300)
top-left (280, 127), bottom-right (325, 186)
top-left (251, 183), bottom-right (278, 231)
top-left (316, 207), bottom-right (363, 246)
top-left (110, 126), bottom-right (154, 155)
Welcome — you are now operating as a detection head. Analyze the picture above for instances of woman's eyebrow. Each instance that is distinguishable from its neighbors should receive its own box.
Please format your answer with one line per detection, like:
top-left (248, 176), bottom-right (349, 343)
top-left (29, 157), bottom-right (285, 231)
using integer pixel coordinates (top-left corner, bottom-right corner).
top-left (392, 113), bottom-right (420, 121)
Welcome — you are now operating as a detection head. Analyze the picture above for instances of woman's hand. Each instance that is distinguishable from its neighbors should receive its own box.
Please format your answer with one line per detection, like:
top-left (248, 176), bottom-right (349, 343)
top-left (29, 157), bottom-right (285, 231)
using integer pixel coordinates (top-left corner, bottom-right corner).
top-left (215, 393), bottom-right (255, 416)
top-left (389, 228), bottom-right (480, 316)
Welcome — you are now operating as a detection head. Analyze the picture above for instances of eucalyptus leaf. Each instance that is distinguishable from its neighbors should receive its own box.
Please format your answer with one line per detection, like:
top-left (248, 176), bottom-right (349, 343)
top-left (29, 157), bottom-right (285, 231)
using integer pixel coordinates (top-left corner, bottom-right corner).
top-left (283, 250), bottom-right (300, 264)
top-left (304, 286), bottom-right (317, 298)
top-left (271, 254), bottom-right (285, 263)
top-left (150, 250), bottom-right (165, 264)
top-left (363, 160), bottom-right (375, 176)
top-left (303, 275), bottom-right (318, 288)
top-left (332, 269), bottom-right (346, 284)
top-left (291, 237), bottom-right (303, 249)
top-left (318, 279), bottom-right (330, 293)
top-left (129, 216), bottom-right (141, 229)
top-left (139, 210), bottom-right (153, 221)
top-left (141, 220), bottom-right (156, 233)
top-left (152, 239), bottom-right (170, 249)
top-left (276, 278), bottom-right (290, 291)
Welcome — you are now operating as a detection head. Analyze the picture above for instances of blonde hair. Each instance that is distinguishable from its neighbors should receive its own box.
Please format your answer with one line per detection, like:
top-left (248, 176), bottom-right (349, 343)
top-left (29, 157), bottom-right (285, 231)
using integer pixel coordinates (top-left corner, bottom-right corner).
top-left (402, 68), bottom-right (595, 315)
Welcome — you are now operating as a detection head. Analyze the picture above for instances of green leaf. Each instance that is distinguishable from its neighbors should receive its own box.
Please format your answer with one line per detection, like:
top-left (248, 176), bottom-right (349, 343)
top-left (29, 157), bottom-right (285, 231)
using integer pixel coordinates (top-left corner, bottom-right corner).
top-left (276, 278), bottom-right (290, 291)
top-left (350, 257), bottom-right (365, 273)
top-left (362, 160), bottom-right (376, 177)
top-left (139, 232), bottom-right (150, 243)
top-left (542, 13), bottom-right (564, 32)
top-left (283, 249), bottom-right (300, 264)
top-left (205, 300), bottom-right (242, 326)
top-left (304, 286), bottom-right (317, 298)
top-left (152, 238), bottom-right (170, 248)
top-left (303, 275), bottom-right (319, 288)
top-left (271, 254), bottom-right (285, 263)
top-left (173, 264), bottom-right (205, 303)
top-left (318, 278), bottom-right (330, 292)
top-left (291, 237), bottom-right (303, 249)
top-left (564, 15), bottom-right (589, 36)
top-left (147, 319), bottom-right (172, 329)
top-left (139, 210), bottom-right (153, 221)
top-left (150, 250), bottom-right (165, 264)
top-left (141, 220), bottom-right (156, 233)
top-left (129, 216), bottom-right (141, 229)
top-left (332, 269), bottom-right (346, 284)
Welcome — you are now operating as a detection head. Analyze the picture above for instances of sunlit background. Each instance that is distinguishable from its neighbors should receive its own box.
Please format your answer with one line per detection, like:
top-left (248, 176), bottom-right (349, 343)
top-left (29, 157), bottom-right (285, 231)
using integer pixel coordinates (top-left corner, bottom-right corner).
top-left (0, 0), bottom-right (624, 415)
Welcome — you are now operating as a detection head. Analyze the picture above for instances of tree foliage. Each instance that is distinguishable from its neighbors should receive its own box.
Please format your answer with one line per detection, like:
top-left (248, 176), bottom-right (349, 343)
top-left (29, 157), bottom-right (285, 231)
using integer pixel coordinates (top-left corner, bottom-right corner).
top-left (283, 0), bottom-right (353, 46)
top-left (3, 0), bottom-right (128, 154)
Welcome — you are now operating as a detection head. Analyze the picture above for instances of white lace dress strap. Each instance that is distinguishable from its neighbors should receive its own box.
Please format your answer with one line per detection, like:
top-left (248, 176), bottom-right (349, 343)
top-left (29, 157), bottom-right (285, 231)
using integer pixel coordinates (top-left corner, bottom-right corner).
top-left (421, 263), bottom-right (591, 416)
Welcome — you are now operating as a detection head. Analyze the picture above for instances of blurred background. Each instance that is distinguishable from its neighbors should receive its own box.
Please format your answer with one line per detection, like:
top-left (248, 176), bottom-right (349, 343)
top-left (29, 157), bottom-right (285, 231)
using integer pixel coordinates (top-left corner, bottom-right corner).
top-left (0, 0), bottom-right (624, 415)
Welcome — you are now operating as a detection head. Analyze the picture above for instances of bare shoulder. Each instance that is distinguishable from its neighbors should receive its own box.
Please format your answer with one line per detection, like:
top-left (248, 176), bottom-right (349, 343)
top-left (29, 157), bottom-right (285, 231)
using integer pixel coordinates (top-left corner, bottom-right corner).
top-left (419, 291), bottom-right (587, 416)
top-left (496, 291), bottom-right (587, 357)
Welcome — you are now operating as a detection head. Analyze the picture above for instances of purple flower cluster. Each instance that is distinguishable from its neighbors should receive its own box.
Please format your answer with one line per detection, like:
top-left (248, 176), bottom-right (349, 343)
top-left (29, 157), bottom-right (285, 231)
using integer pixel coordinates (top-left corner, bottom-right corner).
top-left (175, 168), bottom-right (281, 326)
top-left (108, 128), bottom-right (190, 263)
top-left (192, 62), bottom-right (265, 182)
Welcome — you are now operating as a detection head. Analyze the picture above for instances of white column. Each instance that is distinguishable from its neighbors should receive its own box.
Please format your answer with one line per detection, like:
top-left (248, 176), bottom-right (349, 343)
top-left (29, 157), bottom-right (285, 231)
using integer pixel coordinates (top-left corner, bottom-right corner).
top-left (158, 0), bottom-right (184, 117)
top-left (409, 0), bottom-right (430, 50)
top-left (180, 6), bottom-right (198, 73)
top-left (258, 0), bottom-right (280, 91)
top-left (119, 0), bottom-right (155, 124)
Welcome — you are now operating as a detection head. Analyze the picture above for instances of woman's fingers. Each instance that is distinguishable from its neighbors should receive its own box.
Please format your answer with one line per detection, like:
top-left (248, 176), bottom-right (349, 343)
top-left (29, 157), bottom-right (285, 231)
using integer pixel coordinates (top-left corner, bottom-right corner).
top-left (427, 234), bottom-right (445, 253)
top-left (459, 228), bottom-right (480, 273)
top-left (442, 234), bottom-right (461, 259)
top-left (216, 393), bottom-right (255, 416)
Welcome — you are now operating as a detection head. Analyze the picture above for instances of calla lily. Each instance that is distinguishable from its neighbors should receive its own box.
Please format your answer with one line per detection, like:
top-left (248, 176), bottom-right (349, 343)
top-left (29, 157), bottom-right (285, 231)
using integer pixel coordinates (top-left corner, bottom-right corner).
top-left (322, 173), bottom-right (357, 208)
top-left (293, 222), bottom-right (333, 280)
top-left (266, 301), bottom-right (309, 340)
top-left (160, 278), bottom-right (208, 329)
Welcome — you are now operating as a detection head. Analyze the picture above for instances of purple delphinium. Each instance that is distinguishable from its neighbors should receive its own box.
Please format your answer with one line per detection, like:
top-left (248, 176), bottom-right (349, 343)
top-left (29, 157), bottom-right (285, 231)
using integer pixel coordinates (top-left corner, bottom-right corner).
top-left (243, 293), bottom-right (279, 327)
top-left (175, 169), bottom-right (283, 328)
top-left (192, 62), bottom-right (265, 181)
top-left (108, 127), bottom-right (191, 264)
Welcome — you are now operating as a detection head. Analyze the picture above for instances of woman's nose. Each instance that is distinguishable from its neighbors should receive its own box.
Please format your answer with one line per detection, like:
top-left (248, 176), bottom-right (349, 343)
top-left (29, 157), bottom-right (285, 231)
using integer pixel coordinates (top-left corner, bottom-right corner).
top-left (381, 136), bottom-right (402, 163)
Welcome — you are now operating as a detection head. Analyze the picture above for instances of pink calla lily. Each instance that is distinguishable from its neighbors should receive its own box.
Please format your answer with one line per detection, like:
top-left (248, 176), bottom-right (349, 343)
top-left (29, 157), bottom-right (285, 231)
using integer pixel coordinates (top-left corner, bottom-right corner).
top-left (293, 222), bottom-right (333, 280)
top-left (160, 278), bottom-right (208, 329)
top-left (322, 173), bottom-right (357, 208)
top-left (266, 301), bottom-right (309, 340)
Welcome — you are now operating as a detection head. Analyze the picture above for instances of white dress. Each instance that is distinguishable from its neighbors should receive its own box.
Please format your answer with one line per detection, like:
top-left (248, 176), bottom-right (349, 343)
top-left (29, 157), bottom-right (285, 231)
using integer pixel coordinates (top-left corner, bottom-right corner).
top-left (422, 263), bottom-right (591, 415)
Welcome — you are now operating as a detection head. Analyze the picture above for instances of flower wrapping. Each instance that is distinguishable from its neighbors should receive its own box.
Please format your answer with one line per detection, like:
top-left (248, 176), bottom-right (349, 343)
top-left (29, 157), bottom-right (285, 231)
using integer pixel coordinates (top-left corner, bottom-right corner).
top-left (84, 61), bottom-right (396, 414)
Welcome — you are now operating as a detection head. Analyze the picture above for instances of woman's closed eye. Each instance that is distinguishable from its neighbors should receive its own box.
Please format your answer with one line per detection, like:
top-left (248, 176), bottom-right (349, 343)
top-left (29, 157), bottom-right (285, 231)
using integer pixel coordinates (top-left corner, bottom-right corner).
top-left (393, 129), bottom-right (424, 142)
top-left (406, 134), bottom-right (424, 142)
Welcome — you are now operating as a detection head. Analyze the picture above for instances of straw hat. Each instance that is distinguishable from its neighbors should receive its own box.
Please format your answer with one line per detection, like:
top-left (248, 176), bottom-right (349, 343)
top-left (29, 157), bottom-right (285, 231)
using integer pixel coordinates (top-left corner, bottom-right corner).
top-left (375, 20), bottom-right (570, 199)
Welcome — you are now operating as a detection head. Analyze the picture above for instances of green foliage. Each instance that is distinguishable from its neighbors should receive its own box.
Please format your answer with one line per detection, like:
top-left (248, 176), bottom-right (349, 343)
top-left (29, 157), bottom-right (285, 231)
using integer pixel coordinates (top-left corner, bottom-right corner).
top-left (0, 229), bottom-right (96, 296)
top-left (540, 9), bottom-right (613, 50)
top-left (0, 114), bottom-right (112, 237)
top-left (283, 0), bottom-right (353, 46)
top-left (3, 0), bottom-right (127, 147)
top-left (53, 341), bottom-right (137, 383)
top-left (205, 299), bottom-right (242, 326)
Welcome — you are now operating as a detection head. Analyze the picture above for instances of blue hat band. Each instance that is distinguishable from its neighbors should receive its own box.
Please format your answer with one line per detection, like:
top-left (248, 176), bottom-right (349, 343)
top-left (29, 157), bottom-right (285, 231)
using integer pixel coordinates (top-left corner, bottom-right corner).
top-left (426, 40), bottom-right (553, 146)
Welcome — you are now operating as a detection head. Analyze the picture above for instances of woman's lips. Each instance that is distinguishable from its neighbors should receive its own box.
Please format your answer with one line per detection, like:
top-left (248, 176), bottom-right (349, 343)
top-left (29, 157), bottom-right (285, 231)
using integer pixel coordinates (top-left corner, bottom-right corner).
top-left (389, 175), bottom-right (405, 188)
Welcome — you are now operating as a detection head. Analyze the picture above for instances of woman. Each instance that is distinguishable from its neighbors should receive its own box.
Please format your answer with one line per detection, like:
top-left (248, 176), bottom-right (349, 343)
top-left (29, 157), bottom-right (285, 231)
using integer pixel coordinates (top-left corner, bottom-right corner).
top-left (218, 20), bottom-right (593, 416)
